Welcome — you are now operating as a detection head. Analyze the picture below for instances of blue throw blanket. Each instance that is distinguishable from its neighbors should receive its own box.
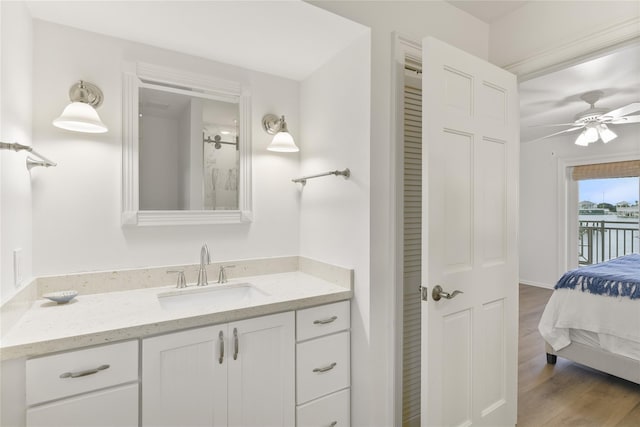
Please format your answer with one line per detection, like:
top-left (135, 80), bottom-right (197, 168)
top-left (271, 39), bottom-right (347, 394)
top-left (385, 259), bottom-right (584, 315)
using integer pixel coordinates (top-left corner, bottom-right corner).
top-left (555, 253), bottom-right (640, 300)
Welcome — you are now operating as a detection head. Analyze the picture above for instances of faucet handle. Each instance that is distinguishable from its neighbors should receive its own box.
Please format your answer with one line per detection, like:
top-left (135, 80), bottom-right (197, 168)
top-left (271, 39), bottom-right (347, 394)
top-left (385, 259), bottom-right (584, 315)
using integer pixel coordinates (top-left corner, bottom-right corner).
top-left (201, 244), bottom-right (211, 265)
top-left (167, 270), bottom-right (187, 289)
top-left (218, 265), bottom-right (236, 284)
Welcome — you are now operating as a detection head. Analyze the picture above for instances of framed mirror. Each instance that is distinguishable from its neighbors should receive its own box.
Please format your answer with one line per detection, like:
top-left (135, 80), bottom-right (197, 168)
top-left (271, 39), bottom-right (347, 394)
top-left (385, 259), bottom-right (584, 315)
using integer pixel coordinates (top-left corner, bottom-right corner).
top-left (122, 63), bottom-right (252, 226)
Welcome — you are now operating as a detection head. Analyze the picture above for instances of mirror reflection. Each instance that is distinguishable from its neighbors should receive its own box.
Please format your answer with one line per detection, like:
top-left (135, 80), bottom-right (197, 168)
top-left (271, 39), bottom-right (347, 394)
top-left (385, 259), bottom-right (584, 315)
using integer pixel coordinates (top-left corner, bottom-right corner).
top-left (139, 86), bottom-right (240, 211)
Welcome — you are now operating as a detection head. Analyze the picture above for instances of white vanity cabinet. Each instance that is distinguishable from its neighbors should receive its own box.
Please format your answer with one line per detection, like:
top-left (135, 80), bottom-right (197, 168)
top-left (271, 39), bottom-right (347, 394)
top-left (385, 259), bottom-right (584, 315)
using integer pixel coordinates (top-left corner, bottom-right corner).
top-left (296, 301), bottom-right (351, 427)
top-left (25, 340), bottom-right (139, 427)
top-left (142, 311), bottom-right (295, 427)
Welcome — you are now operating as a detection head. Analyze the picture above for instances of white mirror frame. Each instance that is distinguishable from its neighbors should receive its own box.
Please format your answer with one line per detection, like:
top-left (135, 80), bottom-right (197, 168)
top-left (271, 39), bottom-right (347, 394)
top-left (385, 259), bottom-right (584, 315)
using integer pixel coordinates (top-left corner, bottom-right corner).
top-left (122, 62), bottom-right (252, 226)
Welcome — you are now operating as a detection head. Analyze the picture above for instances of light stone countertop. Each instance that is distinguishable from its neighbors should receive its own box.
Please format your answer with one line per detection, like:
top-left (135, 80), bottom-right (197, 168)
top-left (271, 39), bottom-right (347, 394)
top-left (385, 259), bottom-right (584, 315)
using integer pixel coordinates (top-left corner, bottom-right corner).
top-left (0, 271), bottom-right (351, 361)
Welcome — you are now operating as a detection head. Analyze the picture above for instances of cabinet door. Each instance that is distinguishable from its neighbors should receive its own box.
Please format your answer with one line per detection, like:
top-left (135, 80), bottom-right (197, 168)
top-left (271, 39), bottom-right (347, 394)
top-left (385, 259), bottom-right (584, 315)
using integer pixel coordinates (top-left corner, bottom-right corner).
top-left (142, 325), bottom-right (227, 427)
top-left (26, 383), bottom-right (138, 427)
top-left (227, 311), bottom-right (295, 427)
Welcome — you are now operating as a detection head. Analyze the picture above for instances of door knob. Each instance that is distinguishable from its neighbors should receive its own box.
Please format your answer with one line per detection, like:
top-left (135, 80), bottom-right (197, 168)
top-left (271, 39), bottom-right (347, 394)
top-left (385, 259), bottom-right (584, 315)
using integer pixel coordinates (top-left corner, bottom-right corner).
top-left (432, 285), bottom-right (463, 301)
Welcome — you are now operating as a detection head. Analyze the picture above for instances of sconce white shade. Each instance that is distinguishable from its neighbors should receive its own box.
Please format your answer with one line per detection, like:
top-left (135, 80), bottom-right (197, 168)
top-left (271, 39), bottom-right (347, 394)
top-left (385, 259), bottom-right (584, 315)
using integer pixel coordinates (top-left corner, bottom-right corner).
top-left (53, 101), bottom-right (108, 133)
top-left (268, 130), bottom-right (299, 152)
top-left (263, 114), bottom-right (299, 152)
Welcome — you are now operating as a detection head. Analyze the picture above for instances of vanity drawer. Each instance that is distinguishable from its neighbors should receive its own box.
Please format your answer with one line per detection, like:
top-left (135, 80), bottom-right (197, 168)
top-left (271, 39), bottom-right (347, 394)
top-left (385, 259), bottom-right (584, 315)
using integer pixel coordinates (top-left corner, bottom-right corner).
top-left (26, 340), bottom-right (138, 405)
top-left (297, 388), bottom-right (350, 427)
top-left (26, 383), bottom-right (138, 427)
top-left (297, 331), bottom-right (350, 404)
top-left (297, 300), bottom-right (350, 341)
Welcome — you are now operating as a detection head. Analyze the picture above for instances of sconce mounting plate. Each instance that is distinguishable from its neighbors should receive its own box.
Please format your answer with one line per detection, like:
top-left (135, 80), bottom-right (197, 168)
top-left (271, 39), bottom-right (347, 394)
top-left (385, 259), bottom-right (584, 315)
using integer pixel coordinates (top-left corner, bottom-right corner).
top-left (69, 81), bottom-right (104, 108)
top-left (262, 114), bottom-right (282, 135)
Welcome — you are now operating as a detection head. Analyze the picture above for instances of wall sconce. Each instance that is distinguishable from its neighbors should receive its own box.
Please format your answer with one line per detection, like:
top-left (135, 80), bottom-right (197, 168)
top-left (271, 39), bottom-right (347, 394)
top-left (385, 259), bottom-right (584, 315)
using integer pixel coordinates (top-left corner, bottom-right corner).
top-left (53, 81), bottom-right (108, 133)
top-left (262, 114), bottom-right (299, 152)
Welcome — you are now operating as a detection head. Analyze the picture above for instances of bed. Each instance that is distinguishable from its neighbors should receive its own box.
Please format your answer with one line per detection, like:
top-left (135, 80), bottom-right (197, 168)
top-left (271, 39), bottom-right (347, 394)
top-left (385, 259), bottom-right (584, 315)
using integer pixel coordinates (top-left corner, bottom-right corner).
top-left (538, 253), bottom-right (640, 384)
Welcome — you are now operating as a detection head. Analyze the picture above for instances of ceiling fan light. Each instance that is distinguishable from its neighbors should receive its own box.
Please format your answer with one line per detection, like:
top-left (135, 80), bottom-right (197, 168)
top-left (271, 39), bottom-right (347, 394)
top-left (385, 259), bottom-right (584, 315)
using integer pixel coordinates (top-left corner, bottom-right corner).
top-left (584, 125), bottom-right (599, 143)
top-left (574, 130), bottom-right (590, 147)
top-left (597, 124), bottom-right (617, 143)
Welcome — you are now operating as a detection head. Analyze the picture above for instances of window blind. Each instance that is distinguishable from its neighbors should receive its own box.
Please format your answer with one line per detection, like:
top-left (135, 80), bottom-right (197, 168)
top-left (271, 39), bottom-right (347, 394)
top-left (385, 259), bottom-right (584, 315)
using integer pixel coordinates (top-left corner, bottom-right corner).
top-left (572, 160), bottom-right (640, 181)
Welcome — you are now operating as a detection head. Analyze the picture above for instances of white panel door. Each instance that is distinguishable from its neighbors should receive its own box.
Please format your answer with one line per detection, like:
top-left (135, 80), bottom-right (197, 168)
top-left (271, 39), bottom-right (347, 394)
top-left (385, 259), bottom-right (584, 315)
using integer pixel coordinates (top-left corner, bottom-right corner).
top-left (142, 325), bottom-right (228, 427)
top-left (227, 311), bottom-right (295, 427)
top-left (421, 37), bottom-right (518, 426)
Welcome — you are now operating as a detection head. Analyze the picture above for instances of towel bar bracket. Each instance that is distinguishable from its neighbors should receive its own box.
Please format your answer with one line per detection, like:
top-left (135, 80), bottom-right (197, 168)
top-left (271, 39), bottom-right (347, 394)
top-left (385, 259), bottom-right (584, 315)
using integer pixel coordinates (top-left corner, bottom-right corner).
top-left (1, 141), bottom-right (57, 169)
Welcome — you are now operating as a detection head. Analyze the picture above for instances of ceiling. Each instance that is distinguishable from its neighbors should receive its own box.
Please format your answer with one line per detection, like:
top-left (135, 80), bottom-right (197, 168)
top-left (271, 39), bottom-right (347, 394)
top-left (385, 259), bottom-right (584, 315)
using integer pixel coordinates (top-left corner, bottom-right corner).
top-left (25, 1), bottom-right (368, 81)
top-left (447, 0), bottom-right (529, 23)
top-left (520, 43), bottom-right (640, 143)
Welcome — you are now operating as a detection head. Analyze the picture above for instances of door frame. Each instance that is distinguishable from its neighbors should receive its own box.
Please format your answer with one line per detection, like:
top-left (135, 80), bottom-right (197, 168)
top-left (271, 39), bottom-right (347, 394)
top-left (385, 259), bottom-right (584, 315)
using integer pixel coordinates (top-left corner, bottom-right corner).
top-left (389, 21), bottom-right (640, 425)
top-left (390, 31), bottom-right (422, 427)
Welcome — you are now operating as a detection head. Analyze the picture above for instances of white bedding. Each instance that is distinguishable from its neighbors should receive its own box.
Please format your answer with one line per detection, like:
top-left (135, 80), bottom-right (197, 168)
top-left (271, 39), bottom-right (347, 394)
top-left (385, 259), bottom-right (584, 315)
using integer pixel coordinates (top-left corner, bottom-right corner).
top-left (538, 288), bottom-right (640, 361)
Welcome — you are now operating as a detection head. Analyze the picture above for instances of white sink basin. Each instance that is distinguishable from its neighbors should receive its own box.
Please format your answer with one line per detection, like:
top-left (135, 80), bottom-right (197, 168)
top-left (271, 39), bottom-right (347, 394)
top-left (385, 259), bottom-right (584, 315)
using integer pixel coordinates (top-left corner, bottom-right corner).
top-left (158, 283), bottom-right (270, 311)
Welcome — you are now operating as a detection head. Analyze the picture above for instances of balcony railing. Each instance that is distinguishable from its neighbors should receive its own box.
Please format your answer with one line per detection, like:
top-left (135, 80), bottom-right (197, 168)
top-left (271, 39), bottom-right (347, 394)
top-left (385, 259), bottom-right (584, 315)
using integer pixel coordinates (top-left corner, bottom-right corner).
top-left (578, 220), bottom-right (639, 265)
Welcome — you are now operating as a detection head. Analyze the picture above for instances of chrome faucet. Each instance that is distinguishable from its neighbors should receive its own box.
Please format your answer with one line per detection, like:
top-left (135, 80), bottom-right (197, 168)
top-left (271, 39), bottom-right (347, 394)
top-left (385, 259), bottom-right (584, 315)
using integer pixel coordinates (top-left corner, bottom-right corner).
top-left (197, 244), bottom-right (211, 286)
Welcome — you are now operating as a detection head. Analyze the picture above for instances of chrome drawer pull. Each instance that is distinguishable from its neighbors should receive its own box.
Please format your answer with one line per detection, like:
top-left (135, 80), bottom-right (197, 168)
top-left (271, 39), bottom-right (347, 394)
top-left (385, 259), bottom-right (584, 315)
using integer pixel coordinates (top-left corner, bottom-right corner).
top-left (329, 422), bottom-right (337, 427)
top-left (233, 328), bottom-right (239, 360)
top-left (313, 362), bottom-right (337, 373)
top-left (313, 316), bottom-right (337, 325)
top-left (218, 331), bottom-right (224, 364)
top-left (59, 364), bottom-right (110, 379)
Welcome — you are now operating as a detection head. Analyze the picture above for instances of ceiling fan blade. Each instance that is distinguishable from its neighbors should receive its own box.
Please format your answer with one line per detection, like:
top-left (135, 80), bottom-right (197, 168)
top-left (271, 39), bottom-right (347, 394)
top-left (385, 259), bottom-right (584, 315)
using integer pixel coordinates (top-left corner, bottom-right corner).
top-left (529, 123), bottom-right (579, 128)
top-left (609, 115), bottom-right (640, 124)
top-left (529, 126), bottom-right (583, 142)
top-left (601, 102), bottom-right (640, 120)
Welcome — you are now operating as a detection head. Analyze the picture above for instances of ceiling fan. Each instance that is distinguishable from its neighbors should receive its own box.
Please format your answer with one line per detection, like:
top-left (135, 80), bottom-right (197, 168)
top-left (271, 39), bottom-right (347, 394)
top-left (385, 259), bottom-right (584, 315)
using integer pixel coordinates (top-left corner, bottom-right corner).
top-left (534, 90), bottom-right (640, 146)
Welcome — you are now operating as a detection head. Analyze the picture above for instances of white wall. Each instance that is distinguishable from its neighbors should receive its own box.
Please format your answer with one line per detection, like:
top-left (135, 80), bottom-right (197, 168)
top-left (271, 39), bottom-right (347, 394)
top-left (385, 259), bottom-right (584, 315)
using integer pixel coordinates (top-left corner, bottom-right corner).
top-left (520, 127), bottom-right (640, 288)
top-left (0, 1), bottom-right (33, 304)
top-left (309, 2), bottom-right (489, 425)
top-left (300, 32), bottom-right (370, 427)
top-left (31, 20), bottom-right (301, 276)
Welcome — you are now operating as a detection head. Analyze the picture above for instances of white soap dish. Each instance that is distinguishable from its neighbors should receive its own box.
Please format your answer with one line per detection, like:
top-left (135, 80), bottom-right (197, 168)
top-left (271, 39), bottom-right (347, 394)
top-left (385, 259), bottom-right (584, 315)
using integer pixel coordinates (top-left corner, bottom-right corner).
top-left (43, 290), bottom-right (78, 304)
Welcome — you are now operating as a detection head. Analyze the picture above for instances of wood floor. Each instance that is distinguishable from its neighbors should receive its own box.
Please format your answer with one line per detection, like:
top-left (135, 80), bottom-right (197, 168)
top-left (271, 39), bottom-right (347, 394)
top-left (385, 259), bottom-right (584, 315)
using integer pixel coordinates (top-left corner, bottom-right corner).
top-left (518, 284), bottom-right (640, 426)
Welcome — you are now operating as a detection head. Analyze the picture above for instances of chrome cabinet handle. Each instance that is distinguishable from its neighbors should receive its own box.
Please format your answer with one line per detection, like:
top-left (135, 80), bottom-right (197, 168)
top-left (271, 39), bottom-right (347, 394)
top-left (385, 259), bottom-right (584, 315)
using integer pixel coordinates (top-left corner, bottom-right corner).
top-left (313, 362), bottom-right (337, 373)
top-left (60, 364), bottom-right (110, 379)
top-left (218, 331), bottom-right (224, 364)
top-left (431, 285), bottom-right (463, 301)
top-left (233, 328), bottom-right (239, 360)
top-left (313, 316), bottom-right (338, 325)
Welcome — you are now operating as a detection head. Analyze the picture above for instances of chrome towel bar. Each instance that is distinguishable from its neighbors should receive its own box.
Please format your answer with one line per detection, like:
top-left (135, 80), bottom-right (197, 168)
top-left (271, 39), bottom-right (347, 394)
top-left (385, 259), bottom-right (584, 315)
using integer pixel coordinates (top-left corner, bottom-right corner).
top-left (292, 168), bottom-right (350, 185)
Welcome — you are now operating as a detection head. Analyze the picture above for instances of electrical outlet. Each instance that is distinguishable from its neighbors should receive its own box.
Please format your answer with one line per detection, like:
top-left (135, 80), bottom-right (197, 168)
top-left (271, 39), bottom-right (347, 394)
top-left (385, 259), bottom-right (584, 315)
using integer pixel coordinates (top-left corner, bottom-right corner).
top-left (13, 248), bottom-right (23, 288)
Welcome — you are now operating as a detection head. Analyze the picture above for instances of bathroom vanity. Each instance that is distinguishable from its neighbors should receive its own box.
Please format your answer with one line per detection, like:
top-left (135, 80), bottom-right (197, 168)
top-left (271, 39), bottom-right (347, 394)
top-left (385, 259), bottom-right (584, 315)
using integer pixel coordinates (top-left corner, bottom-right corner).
top-left (1, 259), bottom-right (353, 427)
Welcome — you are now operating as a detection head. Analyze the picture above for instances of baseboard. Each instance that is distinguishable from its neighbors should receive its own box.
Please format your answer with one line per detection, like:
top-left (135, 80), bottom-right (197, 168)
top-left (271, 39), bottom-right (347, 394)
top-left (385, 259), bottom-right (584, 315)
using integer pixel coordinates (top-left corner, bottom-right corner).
top-left (519, 279), bottom-right (554, 290)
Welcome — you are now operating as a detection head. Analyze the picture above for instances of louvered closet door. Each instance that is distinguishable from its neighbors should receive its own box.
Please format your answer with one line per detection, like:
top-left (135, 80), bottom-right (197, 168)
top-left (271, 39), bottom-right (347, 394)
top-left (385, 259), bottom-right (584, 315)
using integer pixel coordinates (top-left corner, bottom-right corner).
top-left (403, 81), bottom-right (422, 427)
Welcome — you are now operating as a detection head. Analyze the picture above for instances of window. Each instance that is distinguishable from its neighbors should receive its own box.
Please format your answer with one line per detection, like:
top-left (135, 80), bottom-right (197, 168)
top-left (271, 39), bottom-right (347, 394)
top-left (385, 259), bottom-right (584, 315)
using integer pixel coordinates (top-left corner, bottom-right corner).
top-left (575, 165), bottom-right (639, 265)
